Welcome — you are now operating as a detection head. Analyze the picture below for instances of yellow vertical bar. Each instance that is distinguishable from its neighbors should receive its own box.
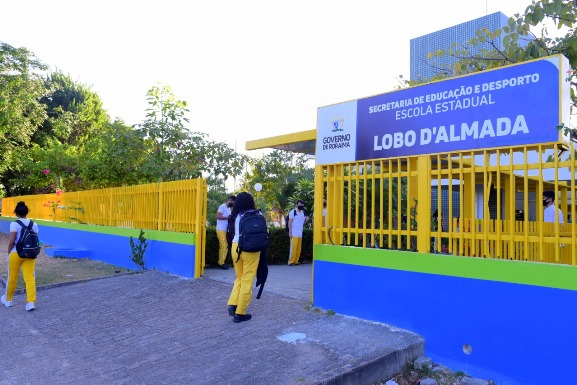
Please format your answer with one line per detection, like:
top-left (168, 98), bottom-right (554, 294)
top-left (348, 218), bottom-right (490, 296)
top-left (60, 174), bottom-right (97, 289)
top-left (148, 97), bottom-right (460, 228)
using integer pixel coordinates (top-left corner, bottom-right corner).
top-left (567, 142), bottom-right (577, 266)
top-left (337, 164), bottom-right (345, 246)
top-left (157, 182), bottom-right (163, 231)
top-left (495, 149), bottom-right (502, 259)
top-left (362, 161), bottom-right (368, 248)
top-left (387, 159), bottom-right (393, 248)
top-left (538, 145), bottom-right (544, 261)
top-left (314, 164), bottom-right (324, 245)
top-left (458, 153), bottom-right (465, 256)
top-left (447, 154), bottom-right (454, 253)
top-left (370, 160), bottom-right (376, 248)
top-left (554, 145), bottom-right (560, 262)
top-left (379, 160), bottom-right (384, 248)
top-left (417, 156), bottom-right (431, 253)
top-left (407, 157), bottom-right (418, 250)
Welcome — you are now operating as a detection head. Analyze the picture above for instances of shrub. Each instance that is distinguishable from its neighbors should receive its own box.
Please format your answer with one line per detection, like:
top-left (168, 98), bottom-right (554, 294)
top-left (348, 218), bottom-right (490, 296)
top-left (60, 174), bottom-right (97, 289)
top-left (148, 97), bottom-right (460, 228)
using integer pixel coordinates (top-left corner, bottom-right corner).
top-left (204, 226), bottom-right (313, 266)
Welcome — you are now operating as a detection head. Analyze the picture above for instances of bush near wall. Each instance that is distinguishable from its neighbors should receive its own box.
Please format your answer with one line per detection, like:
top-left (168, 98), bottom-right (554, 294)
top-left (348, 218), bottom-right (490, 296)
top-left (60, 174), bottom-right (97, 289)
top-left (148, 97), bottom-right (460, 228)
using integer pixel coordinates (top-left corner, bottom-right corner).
top-left (205, 227), bottom-right (312, 266)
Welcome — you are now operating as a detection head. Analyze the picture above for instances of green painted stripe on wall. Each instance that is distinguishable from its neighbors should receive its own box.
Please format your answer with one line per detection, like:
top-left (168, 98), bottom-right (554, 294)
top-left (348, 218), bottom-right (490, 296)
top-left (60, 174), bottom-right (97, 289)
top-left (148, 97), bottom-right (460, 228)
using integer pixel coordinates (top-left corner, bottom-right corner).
top-left (0, 217), bottom-right (196, 245)
top-left (314, 244), bottom-right (577, 291)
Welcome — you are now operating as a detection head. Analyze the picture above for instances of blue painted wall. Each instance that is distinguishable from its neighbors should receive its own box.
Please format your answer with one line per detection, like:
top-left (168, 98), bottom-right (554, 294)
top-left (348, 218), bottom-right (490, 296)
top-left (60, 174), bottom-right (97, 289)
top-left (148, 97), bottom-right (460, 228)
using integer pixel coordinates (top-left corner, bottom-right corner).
top-left (0, 218), bottom-right (196, 278)
top-left (313, 246), bottom-right (577, 385)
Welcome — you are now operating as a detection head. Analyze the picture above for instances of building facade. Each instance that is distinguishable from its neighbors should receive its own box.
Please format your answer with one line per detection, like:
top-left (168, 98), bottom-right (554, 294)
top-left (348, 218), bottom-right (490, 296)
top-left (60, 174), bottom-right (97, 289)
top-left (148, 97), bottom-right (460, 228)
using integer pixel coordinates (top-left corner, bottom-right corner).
top-left (410, 12), bottom-right (509, 81)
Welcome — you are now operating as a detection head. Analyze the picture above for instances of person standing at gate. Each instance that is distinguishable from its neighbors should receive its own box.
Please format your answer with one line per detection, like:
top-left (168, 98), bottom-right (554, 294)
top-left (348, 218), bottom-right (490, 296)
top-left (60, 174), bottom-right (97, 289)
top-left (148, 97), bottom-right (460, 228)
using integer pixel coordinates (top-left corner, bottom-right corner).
top-left (216, 195), bottom-right (235, 269)
top-left (543, 190), bottom-right (564, 223)
top-left (288, 199), bottom-right (309, 265)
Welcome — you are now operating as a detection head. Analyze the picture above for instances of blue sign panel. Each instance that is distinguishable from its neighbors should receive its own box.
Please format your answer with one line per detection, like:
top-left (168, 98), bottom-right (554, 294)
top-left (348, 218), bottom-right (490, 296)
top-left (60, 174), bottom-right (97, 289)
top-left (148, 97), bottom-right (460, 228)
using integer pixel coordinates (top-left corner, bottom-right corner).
top-left (354, 58), bottom-right (560, 161)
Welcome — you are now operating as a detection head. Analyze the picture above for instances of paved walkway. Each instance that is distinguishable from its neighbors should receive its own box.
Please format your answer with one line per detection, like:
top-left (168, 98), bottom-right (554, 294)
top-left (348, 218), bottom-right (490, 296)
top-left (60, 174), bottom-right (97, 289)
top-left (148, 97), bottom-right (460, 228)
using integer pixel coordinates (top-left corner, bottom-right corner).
top-left (0, 265), bottom-right (423, 385)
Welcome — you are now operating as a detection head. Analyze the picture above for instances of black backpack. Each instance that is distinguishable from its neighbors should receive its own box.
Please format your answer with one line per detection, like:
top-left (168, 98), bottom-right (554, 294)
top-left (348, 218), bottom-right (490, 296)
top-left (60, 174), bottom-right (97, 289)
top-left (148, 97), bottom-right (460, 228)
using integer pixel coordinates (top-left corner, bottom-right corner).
top-left (15, 220), bottom-right (41, 259)
top-left (237, 209), bottom-right (270, 257)
top-left (226, 213), bottom-right (237, 245)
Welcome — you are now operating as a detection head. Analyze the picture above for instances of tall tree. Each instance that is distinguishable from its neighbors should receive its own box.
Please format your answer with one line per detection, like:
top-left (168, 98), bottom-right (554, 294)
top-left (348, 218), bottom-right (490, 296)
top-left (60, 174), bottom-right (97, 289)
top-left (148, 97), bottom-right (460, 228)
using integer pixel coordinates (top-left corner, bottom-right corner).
top-left (136, 85), bottom-right (206, 181)
top-left (35, 71), bottom-right (109, 146)
top-left (0, 42), bottom-right (48, 194)
top-left (77, 120), bottom-right (149, 189)
top-left (3, 71), bottom-right (112, 195)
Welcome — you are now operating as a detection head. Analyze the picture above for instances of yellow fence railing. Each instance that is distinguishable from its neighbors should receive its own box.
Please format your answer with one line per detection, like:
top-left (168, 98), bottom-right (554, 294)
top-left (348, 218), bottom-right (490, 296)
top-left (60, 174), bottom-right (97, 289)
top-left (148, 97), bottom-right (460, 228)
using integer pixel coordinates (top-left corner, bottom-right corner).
top-left (315, 142), bottom-right (577, 266)
top-left (2, 179), bottom-right (208, 274)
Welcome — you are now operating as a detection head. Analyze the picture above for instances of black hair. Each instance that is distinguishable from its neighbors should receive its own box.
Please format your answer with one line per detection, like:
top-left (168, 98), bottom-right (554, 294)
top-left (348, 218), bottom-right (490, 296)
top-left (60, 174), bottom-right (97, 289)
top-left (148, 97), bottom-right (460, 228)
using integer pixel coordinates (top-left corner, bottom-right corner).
top-left (228, 195), bottom-right (236, 201)
top-left (231, 192), bottom-right (255, 218)
top-left (297, 199), bottom-right (304, 205)
top-left (14, 201), bottom-right (29, 217)
top-left (543, 190), bottom-right (556, 201)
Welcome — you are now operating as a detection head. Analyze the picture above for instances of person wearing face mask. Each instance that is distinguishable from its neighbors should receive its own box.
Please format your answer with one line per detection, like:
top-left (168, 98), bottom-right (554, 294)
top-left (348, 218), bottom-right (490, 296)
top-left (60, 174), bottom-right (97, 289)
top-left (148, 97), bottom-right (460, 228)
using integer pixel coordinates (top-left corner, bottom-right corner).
top-left (216, 195), bottom-right (236, 269)
top-left (543, 190), bottom-right (564, 223)
top-left (288, 199), bottom-right (309, 265)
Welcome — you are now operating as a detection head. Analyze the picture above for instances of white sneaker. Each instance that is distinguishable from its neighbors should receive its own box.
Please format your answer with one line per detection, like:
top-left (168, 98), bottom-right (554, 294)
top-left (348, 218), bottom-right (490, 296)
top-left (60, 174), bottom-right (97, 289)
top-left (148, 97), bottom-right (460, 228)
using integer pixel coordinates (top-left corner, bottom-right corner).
top-left (25, 302), bottom-right (35, 311)
top-left (1, 295), bottom-right (12, 308)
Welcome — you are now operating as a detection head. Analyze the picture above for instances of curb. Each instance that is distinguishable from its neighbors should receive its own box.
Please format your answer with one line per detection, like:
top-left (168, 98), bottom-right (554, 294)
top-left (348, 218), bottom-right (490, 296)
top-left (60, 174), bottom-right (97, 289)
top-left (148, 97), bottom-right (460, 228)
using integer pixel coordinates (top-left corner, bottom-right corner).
top-left (316, 340), bottom-right (424, 385)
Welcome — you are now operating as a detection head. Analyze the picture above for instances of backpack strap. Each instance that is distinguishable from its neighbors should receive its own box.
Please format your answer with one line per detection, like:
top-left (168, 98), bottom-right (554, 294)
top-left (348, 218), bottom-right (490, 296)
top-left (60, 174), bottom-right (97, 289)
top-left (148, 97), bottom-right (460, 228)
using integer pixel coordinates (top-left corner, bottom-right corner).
top-left (15, 220), bottom-right (33, 230)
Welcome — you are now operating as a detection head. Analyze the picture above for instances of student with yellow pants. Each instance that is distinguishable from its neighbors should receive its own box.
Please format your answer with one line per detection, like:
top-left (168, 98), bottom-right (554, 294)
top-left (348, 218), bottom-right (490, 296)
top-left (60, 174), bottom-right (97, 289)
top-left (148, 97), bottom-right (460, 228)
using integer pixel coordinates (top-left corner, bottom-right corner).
top-left (227, 192), bottom-right (261, 323)
top-left (2, 201), bottom-right (38, 311)
top-left (215, 195), bottom-right (235, 269)
top-left (288, 199), bottom-right (309, 265)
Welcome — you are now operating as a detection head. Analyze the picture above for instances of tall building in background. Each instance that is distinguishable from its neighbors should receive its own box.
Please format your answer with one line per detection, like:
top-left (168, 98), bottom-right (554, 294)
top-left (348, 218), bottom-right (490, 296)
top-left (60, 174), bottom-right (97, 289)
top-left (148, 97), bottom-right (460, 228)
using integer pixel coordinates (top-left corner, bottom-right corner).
top-left (410, 12), bottom-right (510, 81)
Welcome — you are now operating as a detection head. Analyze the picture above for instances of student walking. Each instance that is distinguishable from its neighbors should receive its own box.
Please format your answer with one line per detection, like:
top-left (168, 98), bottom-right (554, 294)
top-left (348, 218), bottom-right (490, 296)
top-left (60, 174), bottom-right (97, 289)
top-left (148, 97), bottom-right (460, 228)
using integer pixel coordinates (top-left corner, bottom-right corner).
top-left (227, 192), bottom-right (262, 323)
top-left (2, 201), bottom-right (39, 311)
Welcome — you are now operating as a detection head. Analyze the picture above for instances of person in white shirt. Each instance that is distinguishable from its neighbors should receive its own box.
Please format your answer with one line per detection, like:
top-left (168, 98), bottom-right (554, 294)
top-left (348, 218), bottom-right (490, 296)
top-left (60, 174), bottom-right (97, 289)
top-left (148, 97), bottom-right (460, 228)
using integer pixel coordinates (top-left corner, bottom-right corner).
top-left (215, 195), bottom-right (235, 269)
top-left (2, 201), bottom-right (39, 311)
top-left (543, 190), bottom-right (564, 223)
top-left (288, 199), bottom-right (309, 265)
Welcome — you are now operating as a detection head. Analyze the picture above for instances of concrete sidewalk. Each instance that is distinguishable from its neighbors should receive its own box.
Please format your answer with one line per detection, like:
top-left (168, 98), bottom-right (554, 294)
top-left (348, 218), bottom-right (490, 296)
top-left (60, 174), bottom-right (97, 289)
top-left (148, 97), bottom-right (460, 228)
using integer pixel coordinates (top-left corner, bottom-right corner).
top-left (0, 266), bottom-right (423, 385)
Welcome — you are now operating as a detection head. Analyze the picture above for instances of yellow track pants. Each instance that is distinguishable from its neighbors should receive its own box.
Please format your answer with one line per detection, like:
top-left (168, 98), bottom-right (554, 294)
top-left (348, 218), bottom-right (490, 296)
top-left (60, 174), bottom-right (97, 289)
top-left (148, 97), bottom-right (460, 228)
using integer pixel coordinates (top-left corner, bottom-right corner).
top-left (227, 242), bottom-right (260, 315)
top-left (5, 252), bottom-right (36, 303)
top-left (289, 236), bottom-right (302, 265)
top-left (216, 230), bottom-right (228, 265)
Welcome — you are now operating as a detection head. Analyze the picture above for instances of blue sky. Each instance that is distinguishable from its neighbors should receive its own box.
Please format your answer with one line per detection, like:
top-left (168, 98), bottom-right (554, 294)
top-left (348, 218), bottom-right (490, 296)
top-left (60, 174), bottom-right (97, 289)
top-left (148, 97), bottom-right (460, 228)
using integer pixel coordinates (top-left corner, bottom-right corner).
top-left (1, 0), bottom-right (532, 152)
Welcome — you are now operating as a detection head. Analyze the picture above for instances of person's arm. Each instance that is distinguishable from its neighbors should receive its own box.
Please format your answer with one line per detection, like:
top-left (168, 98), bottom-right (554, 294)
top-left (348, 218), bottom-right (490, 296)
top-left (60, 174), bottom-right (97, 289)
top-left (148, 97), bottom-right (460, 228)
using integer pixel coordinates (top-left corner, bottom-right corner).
top-left (7, 231), bottom-right (16, 254)
top-left (288, 217), bottom-right (294, 237)
top-left (216, 210), bottom-right (228, 220)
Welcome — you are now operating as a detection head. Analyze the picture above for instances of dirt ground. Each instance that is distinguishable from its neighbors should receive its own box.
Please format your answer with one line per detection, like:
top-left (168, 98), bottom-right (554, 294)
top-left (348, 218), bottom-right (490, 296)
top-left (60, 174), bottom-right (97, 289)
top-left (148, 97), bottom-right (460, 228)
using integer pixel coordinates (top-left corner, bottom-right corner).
top-left (0, 232), bottom-right (133, 289)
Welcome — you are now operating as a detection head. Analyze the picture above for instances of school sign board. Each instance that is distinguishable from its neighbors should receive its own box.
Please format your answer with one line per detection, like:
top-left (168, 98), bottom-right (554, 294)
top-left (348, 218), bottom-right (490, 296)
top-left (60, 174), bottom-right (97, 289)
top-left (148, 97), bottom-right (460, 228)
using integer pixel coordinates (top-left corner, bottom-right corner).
top-left (316, 55), bottom-right (571, 165)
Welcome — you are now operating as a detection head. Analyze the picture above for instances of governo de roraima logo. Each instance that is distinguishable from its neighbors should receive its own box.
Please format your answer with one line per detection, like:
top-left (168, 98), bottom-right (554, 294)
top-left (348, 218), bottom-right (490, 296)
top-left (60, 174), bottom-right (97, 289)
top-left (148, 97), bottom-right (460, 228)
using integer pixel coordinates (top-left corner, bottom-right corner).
top-left (331, 117), bottom-right (344, 132)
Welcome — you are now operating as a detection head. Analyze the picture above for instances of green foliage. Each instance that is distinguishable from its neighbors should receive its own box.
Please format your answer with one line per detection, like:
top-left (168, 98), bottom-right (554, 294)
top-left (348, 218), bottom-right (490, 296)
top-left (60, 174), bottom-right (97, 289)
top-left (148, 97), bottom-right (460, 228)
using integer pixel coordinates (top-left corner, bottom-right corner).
top-left (136, 85), bottom-right (205, 181)
top-left (61, 201), bottom-right (85, 224)
top-left (129, 229), bottom-right (148, 270)
top-left (245, 150), bottom-right (313, 226)
top-left (78, 120), bottom-right (149, 189)
top-left (37, 71), bottom-right (109, 146)
top-left (206, 176), bottom-right (230, 227)
top-left (287, 178), bottom-right (315, 228)
top-left (0, 42), bottom-right (49, 188)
